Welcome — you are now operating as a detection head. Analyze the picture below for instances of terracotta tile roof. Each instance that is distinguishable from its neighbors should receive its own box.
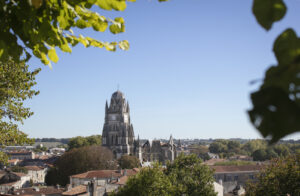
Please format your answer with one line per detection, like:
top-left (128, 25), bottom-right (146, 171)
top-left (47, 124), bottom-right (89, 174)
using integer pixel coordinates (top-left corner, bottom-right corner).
top-left (24, 166), bottom-right (44, 171)
top-left (13, 187), bottom-right (64, 195)
top-left (62, 185), bottom-right (87, 195)
top-left (203, 159), bottom-right (226, 166)
top-left (210, 165), bottom-right (263, 173)
top-left (0, 181), bottom-right (18, 186)
top-left (114, 176), bottom-right (128, 185)
top-left (8, 159), bottom-right (19, 163)
top-left (7, 151), bottom-right (32, 155)
top-left (71, 169), bottom-right (139, 179)
top-left (13, 172), bottom-right (27, 177)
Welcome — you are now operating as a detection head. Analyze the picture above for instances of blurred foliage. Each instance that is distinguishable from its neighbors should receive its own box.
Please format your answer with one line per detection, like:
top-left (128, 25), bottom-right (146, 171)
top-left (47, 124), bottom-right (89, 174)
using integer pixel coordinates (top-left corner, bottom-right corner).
top-left (45, 145), bottom-right (117, 186)
top-left (249, 0), bottom-right (300, 143)
top-left (214, 160), bottom-right (255, 166)
top-left (33, 145), bottom-right (48, 152)
top-left (0, 0), bottom-right (167, 67)
top-left (10, 166), bottom-right (28, 174)
top-left (68, 135), bottom-right (102, 150)
top-left (246, 154), bottom-right (300, 196)
top-left (111, 163), bottom-right (173, 196)
top-left (118, 155), bottom-right (140, 169)
top-left (0, 59), bottom-right (39, 163)
top-left (189, 145), bottom-right (210, 161)
top-left (165, 154), bottom-right (217, 196)
top-left (207, 139), bottom-right (300, 161)
top-left (112, 154), bottom-right (216, 196)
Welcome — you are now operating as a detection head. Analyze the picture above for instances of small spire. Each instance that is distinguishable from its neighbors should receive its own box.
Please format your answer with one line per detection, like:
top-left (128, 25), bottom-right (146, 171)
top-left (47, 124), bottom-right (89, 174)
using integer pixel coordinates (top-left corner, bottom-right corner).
top-left (126, 101), bottom-right (130, 112)
top-left (169, 134), bottom-right (174, 145)
top-left (105, 100), bottom-right (108, 114)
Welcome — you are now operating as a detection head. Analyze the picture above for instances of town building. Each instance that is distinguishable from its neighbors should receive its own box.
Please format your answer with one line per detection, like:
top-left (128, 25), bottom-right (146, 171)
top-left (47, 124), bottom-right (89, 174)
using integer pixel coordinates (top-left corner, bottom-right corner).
top-left (210, 165), bottom-right (263, 194)
top-left (24, 166), bottom-right (47, 184)
top-left (7, 151), bottom-right (35, 160)
top-left (66, 169), bottom-right (139, 196)
top-left (0, 171), bottom-right (31, 194)
top-left (9, 186), bottom-right (64, 196)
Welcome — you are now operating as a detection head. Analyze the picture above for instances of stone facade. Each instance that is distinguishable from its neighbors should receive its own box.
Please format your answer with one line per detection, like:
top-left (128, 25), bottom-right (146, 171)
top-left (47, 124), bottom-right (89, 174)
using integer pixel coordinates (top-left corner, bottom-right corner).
top-left (102, 91), bottom-right (175, 163)
top-left (102, 91), bottom-right (135, 159)
top-left (142, 135), bottom-right (176, 164)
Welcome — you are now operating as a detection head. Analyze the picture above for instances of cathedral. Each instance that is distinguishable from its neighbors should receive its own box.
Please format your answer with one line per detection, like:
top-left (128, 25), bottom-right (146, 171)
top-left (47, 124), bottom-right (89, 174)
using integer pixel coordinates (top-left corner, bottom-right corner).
top-left (101, 90), bottom-right (177, 163)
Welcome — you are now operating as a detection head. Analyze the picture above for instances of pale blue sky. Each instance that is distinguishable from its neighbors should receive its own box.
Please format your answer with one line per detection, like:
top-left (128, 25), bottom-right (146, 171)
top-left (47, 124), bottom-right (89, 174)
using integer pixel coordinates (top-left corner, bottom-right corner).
top-left (21, 0), bottom-right (300, 140)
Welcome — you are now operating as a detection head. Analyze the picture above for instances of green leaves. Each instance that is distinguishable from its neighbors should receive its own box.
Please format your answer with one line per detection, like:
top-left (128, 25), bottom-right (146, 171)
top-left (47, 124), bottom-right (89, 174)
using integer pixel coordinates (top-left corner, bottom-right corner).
top-left (114, 154), bottom-right (217, 196)
top-left (245, 155), bottom-right (300, 196)
top-left (273, 29), bottom-right (300, 66)
top-left (0, 0), bottom-right (149, 66)
top-left (250, 0), bottom-right (300, 142)
top-left (48, 48), bottom-right (59, 63)
top-left (109, 17), bottom-right (125, 34)
top-left (0, 60), bottom-right (38, 163)
top-left (249, 29), bottom-right (300, 143)
top-left (96, 0), bottom-right (127, 11)
top-left (252, 0), bottom-right (287, 30)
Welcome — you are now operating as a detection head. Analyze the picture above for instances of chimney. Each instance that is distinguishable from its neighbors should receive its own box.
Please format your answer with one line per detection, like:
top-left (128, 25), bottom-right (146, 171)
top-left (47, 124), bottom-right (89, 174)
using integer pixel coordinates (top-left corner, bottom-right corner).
top-left (56, 184), bottom-right (60, 189)
top-left (219, 179), bottom-right (223, 186)
top-left (92, 179), bottom-right (97, 196)
top-left (123, 169), bottom-right (127, 176)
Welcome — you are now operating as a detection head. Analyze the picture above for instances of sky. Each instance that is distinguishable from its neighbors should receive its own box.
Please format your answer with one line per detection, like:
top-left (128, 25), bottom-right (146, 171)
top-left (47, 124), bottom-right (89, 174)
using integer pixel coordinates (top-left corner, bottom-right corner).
top-left (21, 0), bottom-right (300, 140)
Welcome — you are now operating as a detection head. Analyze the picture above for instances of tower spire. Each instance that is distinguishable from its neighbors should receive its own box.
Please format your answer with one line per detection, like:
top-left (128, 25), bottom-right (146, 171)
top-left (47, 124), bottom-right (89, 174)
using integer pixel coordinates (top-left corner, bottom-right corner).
top-left (105, 100), bottom-right (108, 114)
top-left (169, 134), bottom-right (174, 146)
top-left (126, 101), bottom-right (130, 113)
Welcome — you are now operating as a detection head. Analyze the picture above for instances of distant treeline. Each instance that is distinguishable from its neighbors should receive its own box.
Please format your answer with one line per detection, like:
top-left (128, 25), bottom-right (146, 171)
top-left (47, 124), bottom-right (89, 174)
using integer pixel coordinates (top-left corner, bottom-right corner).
top-left (34, 138), bottom-right (70, 144)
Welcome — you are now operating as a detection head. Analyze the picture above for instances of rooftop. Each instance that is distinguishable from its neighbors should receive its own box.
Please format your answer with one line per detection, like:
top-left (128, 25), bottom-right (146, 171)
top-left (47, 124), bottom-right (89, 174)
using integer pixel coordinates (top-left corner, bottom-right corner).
top-left (62, 185), bottom-right (86, 195)
top-left (210, 165), bottom-right (263, 173)
top-left (71, 168), bottom-right (139, 179)
top-left (12, 187), bottom-right (64, 195)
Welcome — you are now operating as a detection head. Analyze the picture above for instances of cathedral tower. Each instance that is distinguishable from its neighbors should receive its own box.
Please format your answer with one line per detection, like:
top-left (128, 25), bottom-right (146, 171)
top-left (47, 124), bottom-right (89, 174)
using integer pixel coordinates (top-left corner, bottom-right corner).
top-left (102, 91), bottom-right (135, 158)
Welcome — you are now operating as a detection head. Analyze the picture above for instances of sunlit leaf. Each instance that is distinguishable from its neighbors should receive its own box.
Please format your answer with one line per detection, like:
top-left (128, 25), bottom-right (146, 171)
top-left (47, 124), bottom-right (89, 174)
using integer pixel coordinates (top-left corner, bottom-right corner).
top-left (48, 48), bottom-right (59, 63)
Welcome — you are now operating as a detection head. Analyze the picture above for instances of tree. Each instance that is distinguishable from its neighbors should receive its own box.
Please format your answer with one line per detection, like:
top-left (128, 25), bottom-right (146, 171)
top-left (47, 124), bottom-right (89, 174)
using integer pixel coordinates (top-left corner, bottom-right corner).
top-left (111, 163), bottom-right (174, 196)
top-left (228, 141), bottom-right (241, 151)
top-left (273, 144), bottom-right (290, 157)
top-left (246, 154), bottom-right (300, 196)
top-left (0, 0), bottom-right (167, 67)
top-left (252, 149), bottom-right (267, 161)
top-left (0, 60), bottom-right (39, 163)
top-left (68, 135), bottom-right (102, 150)
top-left (209, 141), bottom-right (228, 154)
top-left (242, 140), bottom-right (267, 155)
top-left (165, 154), bottom-right (217, 196)
top-left (113, 154), bottom-right (217, 196)
top-left (189, 145), bottom-right (210, 161)
top-left (118, 155), bottom-right (140, 169)
top-left (45, 145), bottom-right (117, 186)
top-left (248, 1), bottom-right (300, 143)
top-left (10, 166), bottom-right (28, 174)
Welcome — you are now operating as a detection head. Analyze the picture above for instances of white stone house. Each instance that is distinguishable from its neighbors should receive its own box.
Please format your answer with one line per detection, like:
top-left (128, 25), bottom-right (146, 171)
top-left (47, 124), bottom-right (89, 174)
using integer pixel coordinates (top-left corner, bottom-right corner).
top-left (0, 172), bottom-right (30, 194)
top-left (24, 166), bottom-right (47, 184)
top-left (66, 169), bottom-right (139, 196)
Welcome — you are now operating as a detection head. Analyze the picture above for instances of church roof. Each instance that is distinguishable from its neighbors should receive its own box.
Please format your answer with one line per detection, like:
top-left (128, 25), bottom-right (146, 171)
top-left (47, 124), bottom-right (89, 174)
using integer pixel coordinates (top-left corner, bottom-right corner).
top-left (112, 90), bottom-right (124, 99)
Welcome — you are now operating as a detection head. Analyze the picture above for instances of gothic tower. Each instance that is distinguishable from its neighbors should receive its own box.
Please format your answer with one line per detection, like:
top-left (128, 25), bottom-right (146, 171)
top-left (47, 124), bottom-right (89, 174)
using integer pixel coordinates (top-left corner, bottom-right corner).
top-left (102, 91), bottom-right (135, 158)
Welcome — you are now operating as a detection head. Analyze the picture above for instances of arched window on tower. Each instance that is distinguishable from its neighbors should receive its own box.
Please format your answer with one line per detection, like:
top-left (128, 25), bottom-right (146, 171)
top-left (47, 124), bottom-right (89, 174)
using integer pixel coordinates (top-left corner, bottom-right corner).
top-left (116, 136), bottom-right (118, 144)
top-left (111, 136), bottom-right (114, 145)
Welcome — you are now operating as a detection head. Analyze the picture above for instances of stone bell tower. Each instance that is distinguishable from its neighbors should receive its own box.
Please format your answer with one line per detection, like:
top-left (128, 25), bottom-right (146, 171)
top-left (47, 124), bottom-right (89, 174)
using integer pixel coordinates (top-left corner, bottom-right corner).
top-left (101, 91), bottom-right (135, 158)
